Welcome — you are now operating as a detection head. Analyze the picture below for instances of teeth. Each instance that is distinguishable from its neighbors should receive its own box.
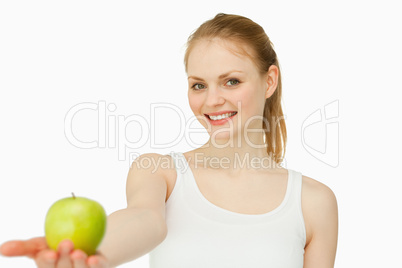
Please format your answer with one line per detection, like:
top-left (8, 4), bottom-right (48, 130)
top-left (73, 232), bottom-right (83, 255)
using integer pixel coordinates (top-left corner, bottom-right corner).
top-left (209, 112), bottom-right (236, 121)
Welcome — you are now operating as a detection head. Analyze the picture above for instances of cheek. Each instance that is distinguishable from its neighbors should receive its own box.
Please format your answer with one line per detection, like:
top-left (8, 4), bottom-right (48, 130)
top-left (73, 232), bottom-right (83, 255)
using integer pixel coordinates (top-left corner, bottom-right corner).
top-left (234, 91), bottom-right (254, 111)
top-left (235, 89), bottom-right (265, 115)
top-left (188, 93), bottom-right (209, 129)
top-left (188, 93), bottom-right (202, 113)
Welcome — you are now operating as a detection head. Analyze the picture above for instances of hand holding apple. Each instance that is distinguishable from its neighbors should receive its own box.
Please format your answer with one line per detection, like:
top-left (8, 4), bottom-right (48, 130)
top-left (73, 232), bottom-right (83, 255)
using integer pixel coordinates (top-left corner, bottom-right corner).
top-left (44, 193), bottom-right (107, 256)
top-left (1, 236), bottom-right (110, 267)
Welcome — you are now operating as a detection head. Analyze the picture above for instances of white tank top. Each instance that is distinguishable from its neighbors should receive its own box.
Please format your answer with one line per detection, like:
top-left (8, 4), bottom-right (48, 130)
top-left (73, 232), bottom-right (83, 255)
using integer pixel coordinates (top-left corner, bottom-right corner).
top-left (148, 152), bottom-right (306, 268)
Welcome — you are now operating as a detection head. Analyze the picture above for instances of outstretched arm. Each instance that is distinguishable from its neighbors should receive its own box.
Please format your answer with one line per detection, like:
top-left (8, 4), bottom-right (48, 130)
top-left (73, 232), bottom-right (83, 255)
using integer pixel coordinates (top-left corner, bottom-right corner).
top-left (1, 153), bottom-right (170, 268)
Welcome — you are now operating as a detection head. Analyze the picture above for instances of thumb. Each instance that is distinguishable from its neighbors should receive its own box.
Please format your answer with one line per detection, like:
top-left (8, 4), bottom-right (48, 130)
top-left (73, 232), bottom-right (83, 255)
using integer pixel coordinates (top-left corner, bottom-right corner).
top-left (0, 237), bottom-right (48, 258)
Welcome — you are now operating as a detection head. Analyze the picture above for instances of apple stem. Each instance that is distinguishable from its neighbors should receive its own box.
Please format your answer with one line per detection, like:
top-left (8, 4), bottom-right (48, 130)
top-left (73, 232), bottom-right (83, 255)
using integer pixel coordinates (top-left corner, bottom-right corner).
top-left (72, 192), bottom-right (76, 199)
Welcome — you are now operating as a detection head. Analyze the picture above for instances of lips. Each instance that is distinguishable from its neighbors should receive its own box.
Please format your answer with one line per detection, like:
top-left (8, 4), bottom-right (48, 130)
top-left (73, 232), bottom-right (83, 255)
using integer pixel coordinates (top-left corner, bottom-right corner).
top-left (204, 111), bottom-right (238, 125)
top-left (204, 110), bottom-right (238, 116)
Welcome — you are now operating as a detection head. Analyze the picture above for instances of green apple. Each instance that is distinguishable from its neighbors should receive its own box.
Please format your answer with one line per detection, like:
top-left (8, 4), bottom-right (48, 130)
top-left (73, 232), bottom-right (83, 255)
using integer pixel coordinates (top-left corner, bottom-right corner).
top-left (44, 193), bottom-right (107, 255)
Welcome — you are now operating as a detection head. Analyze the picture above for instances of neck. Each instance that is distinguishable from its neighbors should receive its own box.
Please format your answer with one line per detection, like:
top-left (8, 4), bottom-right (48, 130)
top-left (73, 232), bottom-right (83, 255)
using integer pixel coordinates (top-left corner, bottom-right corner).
top-left (192, 132), bottom-right (281, 171)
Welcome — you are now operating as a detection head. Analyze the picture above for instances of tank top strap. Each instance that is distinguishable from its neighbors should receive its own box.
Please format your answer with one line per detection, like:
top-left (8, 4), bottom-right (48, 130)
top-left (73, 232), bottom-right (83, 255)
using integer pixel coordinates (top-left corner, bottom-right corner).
top-left (288, 169), bottom-right (303, 206)
top-left (287, 169), bottom-right (306, 241)
top-left (164, 151), bottom-right (189, 207)
top-left (167, 151), bottom-right (187, 174)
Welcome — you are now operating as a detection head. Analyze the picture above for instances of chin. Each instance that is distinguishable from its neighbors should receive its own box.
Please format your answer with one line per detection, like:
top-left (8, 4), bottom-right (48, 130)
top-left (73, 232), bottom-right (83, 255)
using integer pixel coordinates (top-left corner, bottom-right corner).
top-left (208, 132), bottom-right (237, 143)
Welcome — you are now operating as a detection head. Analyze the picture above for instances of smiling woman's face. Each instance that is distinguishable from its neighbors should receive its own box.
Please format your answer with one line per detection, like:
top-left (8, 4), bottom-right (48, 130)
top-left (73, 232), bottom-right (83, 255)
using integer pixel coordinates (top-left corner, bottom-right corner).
top-left (187, 38), bottom-right (270, 141)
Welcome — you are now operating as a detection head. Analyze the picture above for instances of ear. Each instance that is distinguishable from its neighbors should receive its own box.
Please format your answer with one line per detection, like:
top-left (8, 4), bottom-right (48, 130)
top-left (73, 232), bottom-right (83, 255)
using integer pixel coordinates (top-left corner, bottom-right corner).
top-left (265, 65), bottom-right (279, 99)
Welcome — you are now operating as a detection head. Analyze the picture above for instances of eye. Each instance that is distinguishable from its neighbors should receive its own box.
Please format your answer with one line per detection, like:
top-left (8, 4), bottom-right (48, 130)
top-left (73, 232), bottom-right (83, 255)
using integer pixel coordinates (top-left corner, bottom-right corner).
top-left (226, 79), bottom-right (240, 86)
top-left (192, 83), bottom-right (206, 90)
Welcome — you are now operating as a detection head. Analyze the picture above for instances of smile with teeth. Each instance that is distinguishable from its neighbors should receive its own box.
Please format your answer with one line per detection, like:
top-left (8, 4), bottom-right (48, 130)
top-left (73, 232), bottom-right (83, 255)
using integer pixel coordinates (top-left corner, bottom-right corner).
top-left (208, 112), bottom-right (237, 121)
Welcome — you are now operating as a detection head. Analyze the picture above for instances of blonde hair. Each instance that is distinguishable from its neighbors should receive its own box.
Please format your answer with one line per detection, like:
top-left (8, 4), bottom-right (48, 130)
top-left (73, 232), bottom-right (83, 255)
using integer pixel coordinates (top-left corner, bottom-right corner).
top-left (184, 13), bottom-right (287, 164)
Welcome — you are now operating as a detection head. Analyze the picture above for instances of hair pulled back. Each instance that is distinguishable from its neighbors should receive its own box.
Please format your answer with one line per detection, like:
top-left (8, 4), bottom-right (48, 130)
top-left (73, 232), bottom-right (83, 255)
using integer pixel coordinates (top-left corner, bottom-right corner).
top-left (184, 13), bottom-right (287, 164)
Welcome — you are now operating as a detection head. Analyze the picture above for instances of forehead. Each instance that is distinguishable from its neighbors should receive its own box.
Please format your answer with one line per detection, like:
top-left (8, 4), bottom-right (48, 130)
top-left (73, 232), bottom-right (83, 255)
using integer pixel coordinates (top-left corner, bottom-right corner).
top-left (187, 38), bottom-right (257, 76)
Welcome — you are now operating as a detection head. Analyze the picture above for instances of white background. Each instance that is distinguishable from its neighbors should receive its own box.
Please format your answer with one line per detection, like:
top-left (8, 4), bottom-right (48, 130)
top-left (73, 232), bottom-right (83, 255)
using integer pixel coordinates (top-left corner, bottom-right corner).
top-left (1, 0), bottom-right (401, 267)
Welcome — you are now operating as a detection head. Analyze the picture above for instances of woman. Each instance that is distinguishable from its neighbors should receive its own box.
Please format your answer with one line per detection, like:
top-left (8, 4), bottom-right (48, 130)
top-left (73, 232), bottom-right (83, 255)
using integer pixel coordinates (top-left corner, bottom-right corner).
top-left (0, 13), bottom-right (338, 268)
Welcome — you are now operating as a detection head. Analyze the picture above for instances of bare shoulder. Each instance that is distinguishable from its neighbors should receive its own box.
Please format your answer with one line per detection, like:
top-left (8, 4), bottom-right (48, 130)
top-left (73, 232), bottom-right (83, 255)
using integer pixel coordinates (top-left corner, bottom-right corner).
top-left (130, 153), bottom-right (176, 177)
top-left (301, 175), bottom-right (337, 205)
top-left (127, 153), bottom-right (176, 209)
top-left (301, 174), bottom-right (338, 250)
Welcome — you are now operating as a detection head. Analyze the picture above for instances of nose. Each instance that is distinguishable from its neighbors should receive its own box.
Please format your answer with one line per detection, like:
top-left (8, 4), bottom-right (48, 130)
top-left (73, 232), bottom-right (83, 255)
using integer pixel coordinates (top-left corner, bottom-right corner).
top-left (205, 86), bottom-right (225, 107)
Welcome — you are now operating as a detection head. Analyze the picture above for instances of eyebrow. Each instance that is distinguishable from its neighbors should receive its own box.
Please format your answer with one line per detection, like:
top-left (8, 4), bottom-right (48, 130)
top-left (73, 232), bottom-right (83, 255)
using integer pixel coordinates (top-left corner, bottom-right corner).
top-left (188, 70), bottom-right (243, 80)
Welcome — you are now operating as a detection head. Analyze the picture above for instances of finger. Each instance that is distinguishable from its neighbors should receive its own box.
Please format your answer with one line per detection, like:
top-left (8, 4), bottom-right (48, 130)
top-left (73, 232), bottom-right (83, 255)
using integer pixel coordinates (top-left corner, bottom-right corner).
top-left (70, 249), bottom-right (88, 268)
top-left (55, 239), bottom-right (74, 267)
top-left (87, 255), bottom-right (108, 268)
top-left (0, 237), bottom-right (48, 258)
top-left (35, 249), bottom-right (58, 268)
